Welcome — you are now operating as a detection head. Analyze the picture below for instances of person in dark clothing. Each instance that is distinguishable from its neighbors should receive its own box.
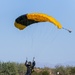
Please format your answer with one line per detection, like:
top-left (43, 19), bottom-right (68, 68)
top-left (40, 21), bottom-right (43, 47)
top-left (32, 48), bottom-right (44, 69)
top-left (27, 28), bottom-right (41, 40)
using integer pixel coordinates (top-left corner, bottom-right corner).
top-left (25, 57), bottom-right (35, 75)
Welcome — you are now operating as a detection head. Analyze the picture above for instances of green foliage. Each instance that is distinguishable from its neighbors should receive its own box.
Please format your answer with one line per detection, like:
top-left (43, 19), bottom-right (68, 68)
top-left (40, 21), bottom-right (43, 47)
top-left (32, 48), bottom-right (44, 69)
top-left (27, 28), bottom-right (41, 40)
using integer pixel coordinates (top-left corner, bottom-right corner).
top-left (42, 70), bottom-right (49, 75)
top-left (69, 66), bottom-right (75, 75)
top-left (17, 63), bottom-right (26, 75)
top-left (54, 65), bottom-right (66, 75)
top-left (32, 71), bottom-right (38, 75)
top-left (0, 62), bottom-right (19, 75)
top-left (0, 62), bottom-right (75, 75)
top-left (0, 62), bottom-right (26, 75)
top-left (54, 65), bottom-right (75, 75)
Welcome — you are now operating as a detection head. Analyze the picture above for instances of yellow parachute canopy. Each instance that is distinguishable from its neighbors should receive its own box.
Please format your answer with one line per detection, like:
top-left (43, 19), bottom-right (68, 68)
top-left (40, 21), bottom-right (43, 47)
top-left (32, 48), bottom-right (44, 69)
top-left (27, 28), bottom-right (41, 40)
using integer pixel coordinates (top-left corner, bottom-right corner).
top-left (14, 13), bottom-right (62, 30)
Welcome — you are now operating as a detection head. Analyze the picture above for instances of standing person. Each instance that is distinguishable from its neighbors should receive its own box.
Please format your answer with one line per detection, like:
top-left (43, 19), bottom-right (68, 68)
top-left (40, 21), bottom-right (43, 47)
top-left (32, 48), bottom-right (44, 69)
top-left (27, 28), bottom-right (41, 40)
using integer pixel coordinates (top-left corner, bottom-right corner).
top-left (25, 57), bottom-right (35, 75)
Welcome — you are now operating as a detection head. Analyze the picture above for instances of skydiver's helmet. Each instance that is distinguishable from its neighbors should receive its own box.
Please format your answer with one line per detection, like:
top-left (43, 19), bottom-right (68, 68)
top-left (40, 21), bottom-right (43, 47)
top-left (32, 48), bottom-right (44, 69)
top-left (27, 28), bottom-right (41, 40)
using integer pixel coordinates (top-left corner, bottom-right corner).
top-left (28, 61), bottom-right (31, 65)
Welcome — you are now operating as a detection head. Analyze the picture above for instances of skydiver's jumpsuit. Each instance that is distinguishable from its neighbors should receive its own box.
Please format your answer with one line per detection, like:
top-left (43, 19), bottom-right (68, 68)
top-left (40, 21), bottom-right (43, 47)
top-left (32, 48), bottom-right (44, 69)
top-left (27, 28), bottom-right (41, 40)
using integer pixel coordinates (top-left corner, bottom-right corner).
top-left (25, 60), bottom-right (35, 75)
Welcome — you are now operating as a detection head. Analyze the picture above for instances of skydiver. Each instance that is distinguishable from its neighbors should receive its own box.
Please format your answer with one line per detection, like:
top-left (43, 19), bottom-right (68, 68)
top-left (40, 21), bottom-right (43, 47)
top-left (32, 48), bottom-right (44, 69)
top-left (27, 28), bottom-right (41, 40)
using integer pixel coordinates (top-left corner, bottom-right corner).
top-left (25, 57), bottom-right (35, 75)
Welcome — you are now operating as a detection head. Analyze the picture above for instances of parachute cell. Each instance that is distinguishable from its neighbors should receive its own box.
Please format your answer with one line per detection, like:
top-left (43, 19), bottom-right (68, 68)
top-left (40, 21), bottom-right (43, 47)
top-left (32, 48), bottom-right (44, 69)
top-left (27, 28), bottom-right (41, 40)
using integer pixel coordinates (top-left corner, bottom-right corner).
top-left (14, 13), bottom-right (62, 30)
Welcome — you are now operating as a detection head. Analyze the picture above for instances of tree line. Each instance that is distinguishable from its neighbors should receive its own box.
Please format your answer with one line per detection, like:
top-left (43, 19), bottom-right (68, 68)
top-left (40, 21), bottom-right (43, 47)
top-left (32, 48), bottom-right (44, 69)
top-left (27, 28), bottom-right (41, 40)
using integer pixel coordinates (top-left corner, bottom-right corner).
top-left (0, 61), bottom-right (26, 75)
top-left (0, 61), bottom-right (75, 75)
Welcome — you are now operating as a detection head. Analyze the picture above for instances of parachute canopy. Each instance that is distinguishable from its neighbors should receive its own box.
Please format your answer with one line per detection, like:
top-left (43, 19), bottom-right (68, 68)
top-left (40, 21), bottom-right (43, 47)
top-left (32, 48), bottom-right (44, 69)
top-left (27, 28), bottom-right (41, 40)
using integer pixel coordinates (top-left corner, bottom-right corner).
top-left (14, 13), bottom-right (62, 30)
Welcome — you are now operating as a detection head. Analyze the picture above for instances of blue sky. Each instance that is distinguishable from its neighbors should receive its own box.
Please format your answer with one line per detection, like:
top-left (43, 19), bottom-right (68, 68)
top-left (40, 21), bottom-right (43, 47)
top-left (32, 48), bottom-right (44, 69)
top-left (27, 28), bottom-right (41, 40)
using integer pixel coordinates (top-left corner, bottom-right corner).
top-left (0, 0), bottom-right (75, 67)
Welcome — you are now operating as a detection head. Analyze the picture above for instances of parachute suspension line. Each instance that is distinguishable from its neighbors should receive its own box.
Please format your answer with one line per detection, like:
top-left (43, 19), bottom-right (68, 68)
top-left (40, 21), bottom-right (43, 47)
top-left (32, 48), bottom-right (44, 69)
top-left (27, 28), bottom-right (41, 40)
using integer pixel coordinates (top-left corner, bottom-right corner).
top-left (44, 26), bottom-right (59, 45)
top-left (41, 24), bottom-right (52, 42)
top-left (39, 24), bottom-right (54, 45)
top-left (62, 27), bottom-right (72, 33)
top-left (49, 29), bottom-right (60, 44)
top-left (47, 26), bottom-right (56, 41)
top-left (30, 29), bottom-right (35, 57)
